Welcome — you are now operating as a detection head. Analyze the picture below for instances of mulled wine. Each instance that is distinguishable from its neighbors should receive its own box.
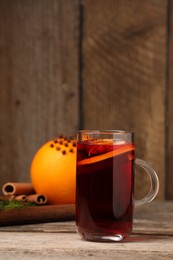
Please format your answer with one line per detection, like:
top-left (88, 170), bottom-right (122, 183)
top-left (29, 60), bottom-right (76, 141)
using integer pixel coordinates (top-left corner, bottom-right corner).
top-left (76, 139), bottom-right (135, 241)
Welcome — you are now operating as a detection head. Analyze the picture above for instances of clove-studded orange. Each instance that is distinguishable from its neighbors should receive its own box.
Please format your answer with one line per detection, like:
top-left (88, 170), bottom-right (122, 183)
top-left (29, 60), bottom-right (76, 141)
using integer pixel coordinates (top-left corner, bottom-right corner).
top-left (30, 136), bottom-right (76, 205)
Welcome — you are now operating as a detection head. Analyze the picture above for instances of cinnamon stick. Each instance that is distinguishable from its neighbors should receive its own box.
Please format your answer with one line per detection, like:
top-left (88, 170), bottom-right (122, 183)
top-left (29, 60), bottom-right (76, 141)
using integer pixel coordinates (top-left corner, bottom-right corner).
top-left (0, 204), bottom-right (75, 226)
top-left (2, 182), bottom-right (35, 196)
top-left (15, 195), bottom-right (28, 203)
top-left (0, 195), bottom-right (15, 201)
top-left (27, 194), bottom-right (47, 205)
top-left (0, 195), bottom-right (27, 203)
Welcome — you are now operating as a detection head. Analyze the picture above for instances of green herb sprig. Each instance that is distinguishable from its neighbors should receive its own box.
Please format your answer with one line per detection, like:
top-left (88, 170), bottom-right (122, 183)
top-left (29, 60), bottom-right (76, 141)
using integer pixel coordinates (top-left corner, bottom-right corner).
top-left (0, 200), bottom-right (37, 210)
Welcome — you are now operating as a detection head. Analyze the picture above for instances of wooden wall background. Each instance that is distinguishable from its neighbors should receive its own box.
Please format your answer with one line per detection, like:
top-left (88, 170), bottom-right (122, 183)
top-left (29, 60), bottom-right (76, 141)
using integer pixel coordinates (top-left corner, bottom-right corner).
top-left (0, 0), bottom-right (80, 190)
top-left (0, 0), bottom-right (172, 200)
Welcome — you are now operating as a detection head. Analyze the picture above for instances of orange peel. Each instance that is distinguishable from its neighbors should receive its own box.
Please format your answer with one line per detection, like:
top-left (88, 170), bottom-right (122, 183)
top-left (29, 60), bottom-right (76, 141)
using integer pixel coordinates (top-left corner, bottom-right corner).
top-left (78, 144), bottom-right (135, 166)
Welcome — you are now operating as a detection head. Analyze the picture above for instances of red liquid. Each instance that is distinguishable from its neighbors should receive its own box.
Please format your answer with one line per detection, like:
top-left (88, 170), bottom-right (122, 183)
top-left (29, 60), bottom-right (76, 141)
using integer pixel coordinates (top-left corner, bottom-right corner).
top-left (76, 140), bottom-right (135, 241)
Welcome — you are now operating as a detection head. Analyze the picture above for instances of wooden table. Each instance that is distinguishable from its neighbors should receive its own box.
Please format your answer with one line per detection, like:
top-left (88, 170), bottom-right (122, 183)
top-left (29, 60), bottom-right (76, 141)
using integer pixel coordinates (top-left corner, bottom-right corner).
top-left (0, 201), bottom-right (172, 259)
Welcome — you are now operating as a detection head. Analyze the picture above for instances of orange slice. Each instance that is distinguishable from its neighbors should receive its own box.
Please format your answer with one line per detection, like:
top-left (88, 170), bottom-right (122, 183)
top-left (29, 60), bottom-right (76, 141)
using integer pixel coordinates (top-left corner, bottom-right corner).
top-left (78, 144), bottom-right (135, 166)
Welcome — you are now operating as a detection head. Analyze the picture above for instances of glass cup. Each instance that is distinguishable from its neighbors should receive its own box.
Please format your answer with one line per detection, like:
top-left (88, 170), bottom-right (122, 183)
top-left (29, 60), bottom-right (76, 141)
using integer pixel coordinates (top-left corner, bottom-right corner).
top-left (75, 130), bottom-right (159, 242)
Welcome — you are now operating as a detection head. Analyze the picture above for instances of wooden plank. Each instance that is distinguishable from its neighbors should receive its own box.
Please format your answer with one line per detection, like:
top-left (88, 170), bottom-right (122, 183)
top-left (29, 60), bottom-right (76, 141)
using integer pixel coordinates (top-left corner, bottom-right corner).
top-left (0, 0), bottom-right (80, 189)
top-left (82, 0), bottom-right (166, 200)
top-left (0, 204), bottom-right (75, 226)
top-left (0, 232), bottom-right (173, 260)
top-left (134, 201), bottom-right (173, 235)
top-left (166, 0), bottom-right (173, 199)
top-left (0, 201), bottom-right (172, 234)
top-left (0, 202), bottom-right (172, 259)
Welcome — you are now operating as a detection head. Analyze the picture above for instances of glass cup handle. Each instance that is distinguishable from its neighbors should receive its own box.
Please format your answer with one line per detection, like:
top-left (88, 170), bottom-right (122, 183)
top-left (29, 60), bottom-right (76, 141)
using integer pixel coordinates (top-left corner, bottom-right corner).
top-left (134, 158), bottom-right (159, 207)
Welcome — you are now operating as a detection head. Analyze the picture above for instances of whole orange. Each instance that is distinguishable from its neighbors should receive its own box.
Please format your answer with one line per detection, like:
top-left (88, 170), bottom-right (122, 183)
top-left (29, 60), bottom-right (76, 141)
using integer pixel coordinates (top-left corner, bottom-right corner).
top-left (30, 136), bottom-right (76, 205)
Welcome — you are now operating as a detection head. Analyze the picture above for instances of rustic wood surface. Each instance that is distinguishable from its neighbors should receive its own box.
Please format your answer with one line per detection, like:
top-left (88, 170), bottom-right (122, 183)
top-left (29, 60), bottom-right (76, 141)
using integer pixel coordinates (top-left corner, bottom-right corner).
top-left (82, 0), bottom-right (166, 200)
top-left (166, 0), bottom-right (173, 199)
top-left (0, 0), bottom-right (80, 189)
top-left (0, 201), bottom-right (172, 259)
